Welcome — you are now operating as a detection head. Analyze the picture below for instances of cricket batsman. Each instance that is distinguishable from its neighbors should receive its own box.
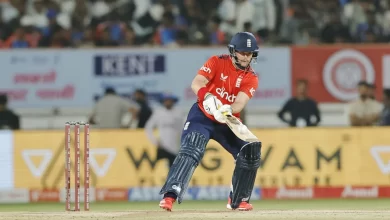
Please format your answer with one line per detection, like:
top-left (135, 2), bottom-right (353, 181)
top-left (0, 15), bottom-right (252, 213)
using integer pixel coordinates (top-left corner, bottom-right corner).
top-left (159, 32), bottom-right (261, 211)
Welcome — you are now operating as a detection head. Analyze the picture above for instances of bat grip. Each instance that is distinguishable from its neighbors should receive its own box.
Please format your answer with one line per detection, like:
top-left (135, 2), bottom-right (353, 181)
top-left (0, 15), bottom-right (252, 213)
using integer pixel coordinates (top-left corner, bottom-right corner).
top-left (222, 112), bottom-right (232, 117)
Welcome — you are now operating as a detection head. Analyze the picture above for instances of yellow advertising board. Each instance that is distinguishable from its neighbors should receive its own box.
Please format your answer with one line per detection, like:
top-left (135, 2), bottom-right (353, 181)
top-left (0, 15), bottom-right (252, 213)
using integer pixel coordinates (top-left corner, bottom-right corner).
top-left (13, 128), bottom-right (390, 189)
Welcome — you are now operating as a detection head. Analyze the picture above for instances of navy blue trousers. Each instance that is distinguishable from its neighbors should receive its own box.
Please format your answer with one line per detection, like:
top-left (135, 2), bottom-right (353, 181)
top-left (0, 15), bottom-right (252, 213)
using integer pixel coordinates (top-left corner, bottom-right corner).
top-left (182, 103), bottom-right (248, 159)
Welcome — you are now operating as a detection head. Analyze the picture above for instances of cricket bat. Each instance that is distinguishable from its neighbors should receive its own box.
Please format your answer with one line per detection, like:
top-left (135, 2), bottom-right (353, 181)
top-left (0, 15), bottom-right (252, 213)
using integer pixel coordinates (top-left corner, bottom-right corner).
top-left (223, 113), bottom-right (259, 143)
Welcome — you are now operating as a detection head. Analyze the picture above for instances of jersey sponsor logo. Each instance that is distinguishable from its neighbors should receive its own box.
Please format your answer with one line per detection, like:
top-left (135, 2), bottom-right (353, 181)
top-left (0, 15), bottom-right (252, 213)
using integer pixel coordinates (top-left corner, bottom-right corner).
top-left (172, 185), bottom-right (182, 193)
top-left (250, 87), bottom-right (255, 96)
top-left (183, 122), bottom-right (190, 130)
top-left (200, 66), bottom-right (211, 74)
top-left (216, 87), bottom-right (236, 102)
top-left (220, 73), bottom-right (228, 81)
top-left (235, 78), bottom-right (242, 88)
top-left (247, 39), bottom-right (252, 48)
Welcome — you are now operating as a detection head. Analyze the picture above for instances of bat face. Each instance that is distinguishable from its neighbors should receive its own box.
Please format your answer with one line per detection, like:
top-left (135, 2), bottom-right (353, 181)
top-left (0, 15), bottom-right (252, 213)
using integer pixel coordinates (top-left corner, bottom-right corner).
top-left (224, 115), bottom-right (259, 143)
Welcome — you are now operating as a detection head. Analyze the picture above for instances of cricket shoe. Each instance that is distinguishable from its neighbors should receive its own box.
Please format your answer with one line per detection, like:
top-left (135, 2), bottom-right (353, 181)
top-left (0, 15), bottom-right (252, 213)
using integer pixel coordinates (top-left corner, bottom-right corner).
top-left (226, 197), bottom-right (253, 211)
top-left (159, 197), bottom-right (176, 211)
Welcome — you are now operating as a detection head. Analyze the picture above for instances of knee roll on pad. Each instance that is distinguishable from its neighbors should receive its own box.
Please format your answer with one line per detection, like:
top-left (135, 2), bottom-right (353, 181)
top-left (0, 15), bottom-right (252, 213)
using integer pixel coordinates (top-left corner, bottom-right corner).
top-left (179, 131), bottom-right (207, 161)
top-left (230, 141), bottom-right (261, 209)
top-left (159, 131), bottom-right (208, 203)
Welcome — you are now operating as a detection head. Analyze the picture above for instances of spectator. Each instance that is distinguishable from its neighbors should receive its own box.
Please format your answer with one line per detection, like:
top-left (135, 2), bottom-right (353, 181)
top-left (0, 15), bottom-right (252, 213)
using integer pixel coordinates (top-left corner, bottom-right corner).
top-left (343, 0), bottom-right (367, 37)
top-left (279, 2), bottom-right (311, 44)
top-left (123, 26), bottom-right (137, 46)
top-left (306, 0), bottom-right (328, 31)
top-left (367, 83), bottom-right (377, 100)
top-left (0, 6), bottom-right (13, 42)
top-left (96, 12), bottom-right (127, 45)
top-left (0, 94), bottom-right (20, 130)
top-left (348, 81), bottom-right (383, 126)
top-left (356, 12), bottom-right (384, 42)
top-left (37, 8), bottom-right (68, 47)
top-left (0, 0), bottom-right (388, 47)
top-left (74, 0), bottom-right (91, 25)
top-left (251, 0), bottom-right (276, 40)
top-left (235, 0), bottom-right (254, 33)
top-left (95, 28), bottom-right (119, 46)
top-left (243, 21), bottom-right (253, 33)
top-left (23, 0), bottom-right (49, 29)
top-left (1, 0), bottom-right (23, 24)
top-left (379, 88), bottom-right (390, 126)
top-left (89, 87), bottom-right (140, 128)
top-left (21, 24), bottom-right (42, 48)
top-left (296, 25), bottom-right (320, 45)
top-left (145, 93), bottom-right (183, 167)
top-left (4, 27), bottom-right (30, 48)
top-left (244, 22), bottom-right (263, 44)
top-left (278, 79), bottom-right (321, 127)
top-left (382, 0), bottom-right (390, 37)
top-left (154, 11), bottom-right (180, 46)
top-left (129, 0), bottom-right (159, 44)
top-left (70, 0), bottom-right (91, 44)
top-left (217, 0), bottom-right (236, 37)
top-left (174, 29), bottom-right (188, 46)
top-left (321, 13), bottom-right (350, 43)
top-left (73, 27), bottom-right (94, 48)
top-left (89, 0), bottom-right (111, 25)
top-left (183, 0), bottom-right (209, 45)
top-left (133, 89), bottom-right (153, 128)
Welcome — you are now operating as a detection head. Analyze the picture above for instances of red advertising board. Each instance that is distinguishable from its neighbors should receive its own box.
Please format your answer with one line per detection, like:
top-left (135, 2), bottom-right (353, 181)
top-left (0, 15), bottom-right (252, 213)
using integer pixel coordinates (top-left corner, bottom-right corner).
top-left (95, 188), bottom-right (128, 201)
top-left (261, 186), bottom-right (390, 199)
top-left (29, 189), bottom-right (60, 202)
top-left (291, 46), bottom-right (390, 102)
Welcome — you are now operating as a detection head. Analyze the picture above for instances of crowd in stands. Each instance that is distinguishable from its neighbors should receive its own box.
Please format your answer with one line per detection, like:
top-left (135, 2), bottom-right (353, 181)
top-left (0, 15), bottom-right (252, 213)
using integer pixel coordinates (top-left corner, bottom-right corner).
top-left (1, 0), bottom-right (390, 48)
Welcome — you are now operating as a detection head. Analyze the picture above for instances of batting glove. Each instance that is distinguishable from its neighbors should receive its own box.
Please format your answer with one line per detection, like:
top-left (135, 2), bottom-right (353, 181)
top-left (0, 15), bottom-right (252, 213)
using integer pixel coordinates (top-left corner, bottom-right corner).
top-left (213, 104), bottom-right (232, 123)
top-left (203, 94), bottom-right (222, 115)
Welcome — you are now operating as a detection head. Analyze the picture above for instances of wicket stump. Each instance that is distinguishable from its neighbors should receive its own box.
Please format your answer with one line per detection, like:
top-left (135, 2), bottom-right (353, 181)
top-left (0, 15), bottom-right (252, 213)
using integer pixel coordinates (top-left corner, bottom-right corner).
top-left (65, 121), bottom-right (90, 211)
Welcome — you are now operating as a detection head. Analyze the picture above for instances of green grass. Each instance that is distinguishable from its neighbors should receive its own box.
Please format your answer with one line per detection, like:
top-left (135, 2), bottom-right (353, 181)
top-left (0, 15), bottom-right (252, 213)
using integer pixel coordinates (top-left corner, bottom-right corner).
top-left (0, 199), bottom-right (389, 212)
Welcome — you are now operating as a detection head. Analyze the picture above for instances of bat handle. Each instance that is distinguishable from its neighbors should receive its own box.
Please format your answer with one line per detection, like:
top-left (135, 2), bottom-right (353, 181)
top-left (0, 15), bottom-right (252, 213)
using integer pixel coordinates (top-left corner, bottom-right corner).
top-left (222, 112), bottom-right (232, 117)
